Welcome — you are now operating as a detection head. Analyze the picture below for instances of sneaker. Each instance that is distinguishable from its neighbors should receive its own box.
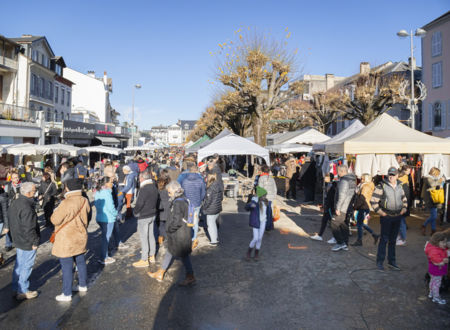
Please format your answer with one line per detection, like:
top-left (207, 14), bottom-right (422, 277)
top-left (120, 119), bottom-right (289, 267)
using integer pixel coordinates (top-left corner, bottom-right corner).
top-left (16, 291), bottom-right (38, 300)
top-left (396, 240), bottom-right (406, 246)
top-left (5, 246), bottom-right (13, 252)
top-left (388, 263), bottom-right (401, 271)
top-left (351, 240), bottom-right (362, 246)
top-left (310, 234), bottom-right (323, 241)
top-left (376, 263), bottom-right (384, 271)
top-left (133, 259), bottom-right (149, 268)
top-left (209, 242), bottom-right (219, 246)
top-left (331, 243), bottom-right (347, 252)
top-left (55, 294), bottom-right (72, 302)
top-left (327, 237), bottom-right (337, 244)
top-left (100, 257), bottom-right (116, 265)
top-left (72, 285), bottom-right (88, 292)
top-left (148, 256), bottom-right (156, 264)
top-left (428, 292), bottom-right (433, 299)
top-left (432, 296), bottom-right (446, 305)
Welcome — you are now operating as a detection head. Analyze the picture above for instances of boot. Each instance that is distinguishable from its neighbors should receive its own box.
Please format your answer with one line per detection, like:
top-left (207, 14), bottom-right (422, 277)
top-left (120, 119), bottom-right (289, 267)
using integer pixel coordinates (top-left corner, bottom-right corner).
top-left (0, 253), bottom-right (4, 266)
top-left (126, 208), bottom-right (133, 219)
top-left (351, 239), bottom-right (362, 246)
top-left (254, 249), bottom-right (260, 261)
top-left (431, 229), bottom-right (436, 235)
top-left (246, 247), bottom-right (253, 261)
top-left (372, 233), bottom-right (380, 245)
top-left (192, 239), bottom-right (199, 250)
top-left (148, 269), bottom-right (165, 282)
top-left (158, 236), bottom-right (164, 245)
top-left (421, 226), bottom-right (426, 236)
top-left (179, 273), bottom-right (196, 287)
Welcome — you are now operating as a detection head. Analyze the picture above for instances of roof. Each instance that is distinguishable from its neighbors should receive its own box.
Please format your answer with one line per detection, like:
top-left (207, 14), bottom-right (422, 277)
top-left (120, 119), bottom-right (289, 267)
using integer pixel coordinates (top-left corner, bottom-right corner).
top-left (422, 11), bottom-right (450, 30)
top-left (324, 114), bottom-right (450, 154)
top-left (179, 120), bottom-right (197, 130)
top-left (10, 35), bottom-right (55, 57)
top-left (267, 128), bottom-right (329, 145)
top-left (0, 34), bottom-right (19, 46)
top-left (313, 120), bottom-right (365, 152)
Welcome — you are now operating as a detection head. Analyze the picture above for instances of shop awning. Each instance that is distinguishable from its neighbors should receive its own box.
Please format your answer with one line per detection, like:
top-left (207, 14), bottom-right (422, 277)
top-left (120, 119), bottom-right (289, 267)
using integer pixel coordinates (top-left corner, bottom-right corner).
top-left (95, 136), bottom-right (120, 145)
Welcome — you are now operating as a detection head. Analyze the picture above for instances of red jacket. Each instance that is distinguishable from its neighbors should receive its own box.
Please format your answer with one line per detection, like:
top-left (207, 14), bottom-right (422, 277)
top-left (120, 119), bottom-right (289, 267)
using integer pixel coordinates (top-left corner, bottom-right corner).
top-left (425, 242), bottom-right (447, 264)
top-left (137, 160), bottom-right (148, 173)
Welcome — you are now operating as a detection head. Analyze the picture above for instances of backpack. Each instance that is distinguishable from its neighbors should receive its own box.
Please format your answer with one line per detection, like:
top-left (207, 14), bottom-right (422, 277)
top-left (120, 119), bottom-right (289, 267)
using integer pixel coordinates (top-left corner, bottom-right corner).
top-left (175, 197), bottom-right (195, 227)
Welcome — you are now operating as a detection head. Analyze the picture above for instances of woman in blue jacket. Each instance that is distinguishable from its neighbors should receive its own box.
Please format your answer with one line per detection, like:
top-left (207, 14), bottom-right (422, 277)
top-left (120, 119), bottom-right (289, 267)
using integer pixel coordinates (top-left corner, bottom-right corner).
top-left (245, 186), bottom-right (272, 261)
top-left (94, 177), bottom-right (118, 265)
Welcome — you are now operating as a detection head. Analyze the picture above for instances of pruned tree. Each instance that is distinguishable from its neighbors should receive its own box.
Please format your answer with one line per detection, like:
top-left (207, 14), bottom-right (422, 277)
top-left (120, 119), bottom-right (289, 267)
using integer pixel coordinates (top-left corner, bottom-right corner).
top-left (187, 106), bottom-right (226, 141)
top-left (213, 29), bottom-right (302, 146)
top-left (214, 91), bottom-right (252, 137)
top-left (268, 101), bottom-right (313, 133)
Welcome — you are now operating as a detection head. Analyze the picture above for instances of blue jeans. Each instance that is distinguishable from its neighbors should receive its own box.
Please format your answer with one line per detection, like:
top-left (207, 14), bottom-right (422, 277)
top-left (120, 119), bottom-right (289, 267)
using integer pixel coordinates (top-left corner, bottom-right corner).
top-left (191, 207), bottom-right (201, 241)
top-left (376, 216), bottom-right (401, 265)
top-left (60, 254), bottom-right (87, 296)
top-left (423, 207), bottom-right (437, 231)
top-left (116, 193), bottom-right (125, 220)
top-left (398, 216), bottom-right (407, 240)
top-left (356, 210), bottom-right (374, 240)
top-left (0, 223), bottom-right (12, 248)
top-left (98, 222), bottom-right (115, 260)
top-left (112, 221), bottom-right (122, 248)
top-left (161, 251), bottom-right (193, 275)
top-left (12, 248), bottom-right (37, 294)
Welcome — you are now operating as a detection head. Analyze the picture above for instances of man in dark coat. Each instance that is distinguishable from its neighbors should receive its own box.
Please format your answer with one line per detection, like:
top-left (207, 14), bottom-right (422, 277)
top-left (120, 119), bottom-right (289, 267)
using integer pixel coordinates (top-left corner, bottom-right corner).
top-left (299, 157), bottom-right (317, 203)
top-left (8, 182), bottom-right (40, 300)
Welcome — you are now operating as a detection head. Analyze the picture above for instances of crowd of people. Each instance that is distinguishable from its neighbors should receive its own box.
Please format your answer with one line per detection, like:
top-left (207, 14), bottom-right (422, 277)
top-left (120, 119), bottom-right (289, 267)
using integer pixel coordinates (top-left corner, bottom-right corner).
top-left (0, 150), bottom-right (449, 306)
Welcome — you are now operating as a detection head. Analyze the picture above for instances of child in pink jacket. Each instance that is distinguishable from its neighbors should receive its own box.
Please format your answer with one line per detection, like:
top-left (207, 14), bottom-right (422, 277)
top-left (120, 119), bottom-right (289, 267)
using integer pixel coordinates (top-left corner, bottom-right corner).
top-left (425, 231), bottom-right (449, 305)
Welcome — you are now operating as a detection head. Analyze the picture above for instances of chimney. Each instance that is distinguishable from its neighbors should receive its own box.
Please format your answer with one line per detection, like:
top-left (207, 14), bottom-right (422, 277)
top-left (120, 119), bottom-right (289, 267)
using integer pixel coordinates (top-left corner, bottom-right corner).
top-left (21, 34), bottom-right (33, 38)
top-left (87, 70), bottom-right (95, 78)
top-left (103, 71), bottom-right (107, 85)
top-left (360, 62), bottom-right (370, 75)
top-left (325, 74), bottom-right (335, 90)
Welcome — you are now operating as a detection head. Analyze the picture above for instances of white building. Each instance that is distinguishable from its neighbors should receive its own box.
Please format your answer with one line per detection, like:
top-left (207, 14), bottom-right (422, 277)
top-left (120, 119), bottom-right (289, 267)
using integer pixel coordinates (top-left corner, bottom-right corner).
top-left (63, 68), bottom-right (117, 124)
top-left (149, 125), bottom-right (168, 144)
top-left (168, 123), bottom-right (182, 144)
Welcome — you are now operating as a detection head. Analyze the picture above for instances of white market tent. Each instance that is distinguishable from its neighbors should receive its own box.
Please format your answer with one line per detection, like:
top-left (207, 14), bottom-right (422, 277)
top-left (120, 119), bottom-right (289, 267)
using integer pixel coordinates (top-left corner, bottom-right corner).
top-left (187, 129), bottom-right (233, 153)
top-left (324, 114), bottom-right (450, 154)
top-left (313, 120), bottom-right (365, 152)
top-left (85, 146), bottom-right (124, 156)
top-left (124, 141), bottom-right (161, 151)
top-left (266, 143), bottom-right (312, 154)
top-left (198, 132), bottom-right (270, 164)
top-left (267, 128), bottom-right (329, 146)
top-left (5, 143), bottom-right (86, 156)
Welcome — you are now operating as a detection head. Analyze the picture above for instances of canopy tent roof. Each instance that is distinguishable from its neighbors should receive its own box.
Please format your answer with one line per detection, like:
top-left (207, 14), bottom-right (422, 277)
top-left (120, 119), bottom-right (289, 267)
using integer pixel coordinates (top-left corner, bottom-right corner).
top-left (5, 143), bottom-right (86, 156)
top-left (95, 136), bottom-right (121, 146)
top-left (313, 120), bottom-right (365, 152)
top-left (187, 129), bottom-right (232, 153)
top-left (324, 114), bottom-right (450, 154)
top-left (185, 135), bottom-right (211, 153)
top-left (267, 128), bottom-right (329, 146)
top-left (85, 146), bottom-right (124, 155)
top-left (266, 143), bottom-right (312, 154)
top-left (198, 132), bottom-right (270, 164)
top-left (124, 141), bottom-right (161, 151)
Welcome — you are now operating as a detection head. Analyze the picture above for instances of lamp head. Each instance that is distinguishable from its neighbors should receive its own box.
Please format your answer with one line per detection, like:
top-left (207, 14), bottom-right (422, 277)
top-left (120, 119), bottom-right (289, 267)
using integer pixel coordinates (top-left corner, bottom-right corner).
top-left (397, 30), bottom-right (409, 38)
top-left (135, 84), bottom-right (142, 89)
top-left (415, 28), bottom-right (426, 37)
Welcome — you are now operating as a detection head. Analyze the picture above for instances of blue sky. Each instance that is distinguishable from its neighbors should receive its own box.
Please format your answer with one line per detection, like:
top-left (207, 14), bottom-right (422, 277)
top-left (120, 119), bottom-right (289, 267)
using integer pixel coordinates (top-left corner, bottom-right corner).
top-left (2, 0), bottom-right (449, 128)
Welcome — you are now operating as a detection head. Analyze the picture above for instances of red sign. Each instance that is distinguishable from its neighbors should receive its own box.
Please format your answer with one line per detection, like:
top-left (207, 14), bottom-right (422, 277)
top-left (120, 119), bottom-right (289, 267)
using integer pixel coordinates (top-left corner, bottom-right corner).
top-left (97, 130), bottom-right (113, 135)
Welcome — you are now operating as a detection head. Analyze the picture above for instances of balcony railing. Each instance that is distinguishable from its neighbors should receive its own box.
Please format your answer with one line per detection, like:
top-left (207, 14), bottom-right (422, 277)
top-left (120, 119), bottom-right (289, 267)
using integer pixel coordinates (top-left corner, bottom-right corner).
top-left (0, 55), bottom-right (18, 70)
top-left (0, 102), bottom-right (38, 123)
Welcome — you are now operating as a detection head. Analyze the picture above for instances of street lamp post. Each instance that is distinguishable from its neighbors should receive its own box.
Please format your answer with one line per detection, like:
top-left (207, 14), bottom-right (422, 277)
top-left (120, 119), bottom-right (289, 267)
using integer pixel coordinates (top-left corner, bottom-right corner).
top-left (396, 28), bottom-right (426, 130)
top-left (131, 84), bottom-right (142, 147)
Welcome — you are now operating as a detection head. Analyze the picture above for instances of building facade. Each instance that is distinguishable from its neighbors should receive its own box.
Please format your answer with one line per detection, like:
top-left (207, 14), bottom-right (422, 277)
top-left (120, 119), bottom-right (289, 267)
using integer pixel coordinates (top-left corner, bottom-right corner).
top-left (421, 11), bottom-right (450, 137)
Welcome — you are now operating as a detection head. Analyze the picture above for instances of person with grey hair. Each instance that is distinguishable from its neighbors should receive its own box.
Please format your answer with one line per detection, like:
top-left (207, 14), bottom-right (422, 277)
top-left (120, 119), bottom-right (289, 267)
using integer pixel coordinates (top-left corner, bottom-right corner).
top-left (132, 170), bottom-right (160, 268)
top-left (148, 180), bottom-right (195, 286)
top-left (8, 182), bottom-right (40, 300)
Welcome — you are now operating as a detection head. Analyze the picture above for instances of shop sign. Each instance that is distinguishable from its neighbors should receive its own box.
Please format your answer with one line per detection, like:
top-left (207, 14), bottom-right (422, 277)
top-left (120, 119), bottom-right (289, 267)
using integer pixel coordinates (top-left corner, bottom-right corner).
top-left (62, 120), bottom-right (96, 139)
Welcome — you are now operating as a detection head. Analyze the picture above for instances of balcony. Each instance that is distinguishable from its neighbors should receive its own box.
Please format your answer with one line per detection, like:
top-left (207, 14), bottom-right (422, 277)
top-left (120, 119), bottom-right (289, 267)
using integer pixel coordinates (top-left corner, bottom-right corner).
top-left (0, 103), bottom-right (38, 123)
top-left (0, 55), bottom-right (17, 71)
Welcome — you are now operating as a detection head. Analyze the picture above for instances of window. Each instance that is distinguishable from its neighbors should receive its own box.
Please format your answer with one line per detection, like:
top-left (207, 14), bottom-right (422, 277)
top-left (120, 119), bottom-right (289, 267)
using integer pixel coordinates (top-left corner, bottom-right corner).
top-left (54, 110), bottom-right (58, 122)
top-left (32, 50), bottom-right (38, 62)
top-left (55, 64), bottom-right (62, 76)
top-left (55, 86), bottom-right (59, 103)
top-left (30, 74), bottom-right (36, 95)
top-left (67, 91), bottom-right (70, 106)
top-left (46, 109), bottom-right (51, 122)
top-left (66, 113), bottom-right (70, 120)
top-left (431, 31), bottom-right (442, 57)
top-left (41, 54), bottom-right (45, 66)
top-left (60, 111), bottom-right (64, 122)
top-left (433, 102), bottom-right (442, 128)
top-left (432, 62), bottom-right (443, 88)
top-left (61, 88), bottom-right (65, 105)
top-left (39, 78), bottom-right (44, 97)
top-left (46, 81), bottom-right (51, 99)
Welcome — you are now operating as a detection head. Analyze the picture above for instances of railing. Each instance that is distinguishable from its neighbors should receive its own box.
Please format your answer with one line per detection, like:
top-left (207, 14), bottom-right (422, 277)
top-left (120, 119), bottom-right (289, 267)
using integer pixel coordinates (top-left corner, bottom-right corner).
top-left (0, 55), bottom-right (18, 70)
top-left (0, 102), bottom-right (37, 122)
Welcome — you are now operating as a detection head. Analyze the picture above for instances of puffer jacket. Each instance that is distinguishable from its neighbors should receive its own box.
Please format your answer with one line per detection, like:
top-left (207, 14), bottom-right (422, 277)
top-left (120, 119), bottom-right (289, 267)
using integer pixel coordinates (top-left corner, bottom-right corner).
top-left (158, 189), bottom-right (170, 221)
top-left (0, 191), bottom-right (8, 226)
top-left (421, 176), bottom-right (444, 209)
top-left (371, 178), bottom-right (407, 216)
top-left (258, 174), bottom-right (277, 201)
top-left (51, 191), bottom-right (90, 258)
top-left (133, 179), bottom-right (159, 219)
top-left (8, 194), bottom-right (40, 250)
top-left (201, 180), bottom-right (224, 215)
top-left (181, 173), bottom-right (206, 208)
top-left (334, 173), bottom-right (357, 213)
top-left (245, 196), bottom-right (273, 229)
top-left (166, 196), bottom-right (192, 257)
top-left (425, 242), bottom-right (448, 276)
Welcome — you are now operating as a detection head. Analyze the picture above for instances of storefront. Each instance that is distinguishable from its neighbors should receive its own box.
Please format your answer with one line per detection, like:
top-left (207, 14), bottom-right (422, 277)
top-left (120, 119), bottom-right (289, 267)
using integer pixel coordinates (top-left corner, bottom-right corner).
top-left (62, 120), bottom-right (95, 146)
top-left (94, 123), bottom-right (129, 148)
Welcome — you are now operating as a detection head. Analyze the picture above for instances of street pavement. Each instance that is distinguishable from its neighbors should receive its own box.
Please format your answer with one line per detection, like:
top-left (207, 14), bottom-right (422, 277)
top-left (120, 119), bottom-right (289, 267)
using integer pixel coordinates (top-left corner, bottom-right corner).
top-left (0, 193), bottom-right (449, 329)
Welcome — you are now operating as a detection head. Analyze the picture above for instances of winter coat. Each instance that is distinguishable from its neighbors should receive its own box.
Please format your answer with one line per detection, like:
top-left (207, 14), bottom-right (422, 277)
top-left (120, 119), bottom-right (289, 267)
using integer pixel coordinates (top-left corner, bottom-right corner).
top-left (50, 191), bottom-right (90, 258)
top-left (398, 174), bottom-right (411, 215)
top-left (299, 160), bottom-right (317, 189)
top-left (133, 179), bottom-right (159, 220)
top-left (207, 165), bottom-right (224, 189)
top-left (425, 242), bottom-right (448, 276)
top-left (0, 191), bottom-right (8, 226)
top-left (335, 173), bottom-right (357, 214)
top-left (158, 189), bottom-right (170, 221)
top-left (61, 168), bottom-right (76, 185)
top-left (285, 158), bottom-right (298, 179)
top-left (245, 197), bottom-right (273, 229)
top-left (38, 179), bottom-right (58, 205)
top-left (258, 174), bottom-right (277, 201)
top-left (121, 171), bottom-right (137, 195)
top-left (181, 173), bottom-right (206, 208)
top-left (371, 178), bottom-right (407, 217)
top-left (94, 189), bottom-right (118, 223)
top-left (8, 194), bottom-right (40, 250)
top-left (421, 176), bottom-right (444, 209)
top-left (137, 159), bottom-right (148, 173)
top-left (324, 181), bottom-right (337, 213)
top-left (5, 182), bottom-right (20, 205)
top-left (128, 161), bottom-right (140, 174)
top-left (201, 180), bottom-right (224, 215)
top-left (356, 181), bottom-right (375, 210)
top-left (74, 164), bottom-right (88, 178)
top-left (166, 196), bottom-right (192, 257)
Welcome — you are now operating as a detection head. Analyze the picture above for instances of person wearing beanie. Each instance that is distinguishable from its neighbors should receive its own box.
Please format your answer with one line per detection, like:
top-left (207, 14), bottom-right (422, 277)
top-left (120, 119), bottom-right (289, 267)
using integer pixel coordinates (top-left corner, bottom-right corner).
top-left (51, 178), bottom-right (90, 302)
top-left (245, 186), bottom-right (272, 261)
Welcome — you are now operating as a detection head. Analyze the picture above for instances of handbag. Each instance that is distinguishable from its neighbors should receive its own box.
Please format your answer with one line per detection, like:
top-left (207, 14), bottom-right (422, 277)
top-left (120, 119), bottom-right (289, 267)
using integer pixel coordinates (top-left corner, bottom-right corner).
top-left (50, 199), bottom-right (86, 244)
top-left (272, 204), bottom-right (281, 222)
top-left (429, 188), bottom-right (444, 204)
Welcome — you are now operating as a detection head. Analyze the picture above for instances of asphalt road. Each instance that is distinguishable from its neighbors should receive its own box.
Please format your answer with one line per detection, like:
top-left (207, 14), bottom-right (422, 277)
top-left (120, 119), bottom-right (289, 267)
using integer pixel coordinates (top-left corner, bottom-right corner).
top-left (0, 196), bottom-right (449, 329)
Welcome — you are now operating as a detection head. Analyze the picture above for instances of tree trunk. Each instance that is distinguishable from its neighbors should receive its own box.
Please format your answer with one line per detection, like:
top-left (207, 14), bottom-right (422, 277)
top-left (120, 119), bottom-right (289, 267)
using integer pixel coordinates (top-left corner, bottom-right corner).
top-left (252, 106), bottom-right (267, 146)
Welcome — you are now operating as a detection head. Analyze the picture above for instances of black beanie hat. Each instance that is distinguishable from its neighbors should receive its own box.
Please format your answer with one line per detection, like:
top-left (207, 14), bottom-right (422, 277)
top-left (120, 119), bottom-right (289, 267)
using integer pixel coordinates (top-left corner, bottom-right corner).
top-left (66, 178), bottom-right (83, 191)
